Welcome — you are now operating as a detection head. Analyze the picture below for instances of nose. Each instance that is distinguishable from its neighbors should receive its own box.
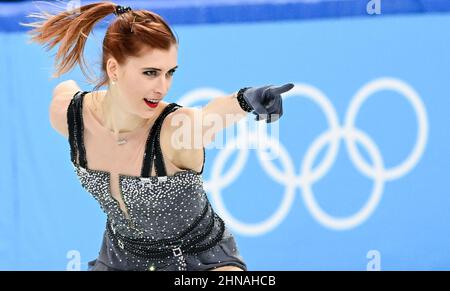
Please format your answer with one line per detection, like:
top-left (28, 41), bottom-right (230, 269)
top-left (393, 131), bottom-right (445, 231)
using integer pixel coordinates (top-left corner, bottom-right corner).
top-left (154, 75), bottom-right (168, 96)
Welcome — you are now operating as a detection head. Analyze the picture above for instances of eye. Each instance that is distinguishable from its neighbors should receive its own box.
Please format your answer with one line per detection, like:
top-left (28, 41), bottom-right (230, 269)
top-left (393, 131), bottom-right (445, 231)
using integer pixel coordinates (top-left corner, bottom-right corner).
top-left (168, 69), bottom-right (176, 76)
top-left (143, 71), bottom-right (157, 77)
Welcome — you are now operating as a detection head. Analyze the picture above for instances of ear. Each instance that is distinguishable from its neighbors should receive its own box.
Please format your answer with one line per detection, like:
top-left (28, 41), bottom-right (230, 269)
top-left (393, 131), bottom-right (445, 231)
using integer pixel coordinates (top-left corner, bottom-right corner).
top-left (106, 57), bottom-right (119, 81)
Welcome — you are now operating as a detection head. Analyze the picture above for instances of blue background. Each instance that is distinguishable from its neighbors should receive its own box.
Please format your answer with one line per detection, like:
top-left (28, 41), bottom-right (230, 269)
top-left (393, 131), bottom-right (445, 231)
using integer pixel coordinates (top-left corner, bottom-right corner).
top-left (1, 0), bottom-right (449, 270)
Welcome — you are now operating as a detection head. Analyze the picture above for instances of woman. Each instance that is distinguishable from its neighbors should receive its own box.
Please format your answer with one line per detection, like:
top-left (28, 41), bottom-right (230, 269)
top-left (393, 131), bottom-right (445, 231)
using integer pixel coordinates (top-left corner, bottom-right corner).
top-left (23, 1), bottom-right (293, 271)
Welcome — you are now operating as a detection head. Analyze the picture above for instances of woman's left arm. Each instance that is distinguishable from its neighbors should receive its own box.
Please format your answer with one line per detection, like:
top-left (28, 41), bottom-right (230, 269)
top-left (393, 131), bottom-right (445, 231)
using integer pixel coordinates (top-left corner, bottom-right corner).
top-left (201, 91), bottom-right (248, 143)
top-left (202, 83), bottom-right (294, 146)
top-left (168, 83), bottom-right (294, 150)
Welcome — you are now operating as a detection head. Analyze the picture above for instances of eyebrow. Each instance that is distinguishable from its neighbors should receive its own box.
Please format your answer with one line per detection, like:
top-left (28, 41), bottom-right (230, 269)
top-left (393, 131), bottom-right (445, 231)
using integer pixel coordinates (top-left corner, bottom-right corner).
top-left (141, 65), bottom-right (178, 71)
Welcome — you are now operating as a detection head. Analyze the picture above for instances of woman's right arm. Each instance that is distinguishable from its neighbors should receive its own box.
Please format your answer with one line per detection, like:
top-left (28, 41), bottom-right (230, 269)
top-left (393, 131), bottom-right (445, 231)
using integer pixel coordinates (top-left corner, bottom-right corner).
top-left (49, 80), bottom-right (81, 138)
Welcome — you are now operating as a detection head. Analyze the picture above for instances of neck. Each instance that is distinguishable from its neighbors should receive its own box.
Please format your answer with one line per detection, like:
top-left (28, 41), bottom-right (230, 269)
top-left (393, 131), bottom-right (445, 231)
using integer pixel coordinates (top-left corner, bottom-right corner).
top-left (101, 89), bottom-right (149, 135)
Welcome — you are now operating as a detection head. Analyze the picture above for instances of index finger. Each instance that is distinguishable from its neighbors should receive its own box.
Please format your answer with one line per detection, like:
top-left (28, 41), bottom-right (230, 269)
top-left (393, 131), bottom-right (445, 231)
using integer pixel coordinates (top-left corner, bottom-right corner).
top-left (268, 83), bottom-right (294, 95)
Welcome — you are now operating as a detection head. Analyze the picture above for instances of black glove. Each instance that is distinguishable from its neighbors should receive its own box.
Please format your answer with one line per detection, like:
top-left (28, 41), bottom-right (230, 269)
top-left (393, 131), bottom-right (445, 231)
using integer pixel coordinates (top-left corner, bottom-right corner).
top-left (239, 83), bottom-right (294, 123)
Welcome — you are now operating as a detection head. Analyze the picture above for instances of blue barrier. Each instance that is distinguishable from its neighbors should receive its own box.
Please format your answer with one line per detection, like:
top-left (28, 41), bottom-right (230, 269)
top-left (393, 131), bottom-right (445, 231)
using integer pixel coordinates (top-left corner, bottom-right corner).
top-left (1, 0), bottom-right (450, 32)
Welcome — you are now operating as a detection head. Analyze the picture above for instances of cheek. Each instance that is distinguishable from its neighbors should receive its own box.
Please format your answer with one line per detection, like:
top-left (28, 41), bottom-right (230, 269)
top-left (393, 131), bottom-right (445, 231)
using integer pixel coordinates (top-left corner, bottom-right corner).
top-left (122, 77), bottom-right (144, 99)
top-left (123, 73), bottom-right (141, 89)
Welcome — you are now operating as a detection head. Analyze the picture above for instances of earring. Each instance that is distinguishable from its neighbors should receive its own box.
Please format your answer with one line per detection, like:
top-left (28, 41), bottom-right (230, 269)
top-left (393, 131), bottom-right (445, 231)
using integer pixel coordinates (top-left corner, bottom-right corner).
top-left (111, 79), bottom-right (116, 85)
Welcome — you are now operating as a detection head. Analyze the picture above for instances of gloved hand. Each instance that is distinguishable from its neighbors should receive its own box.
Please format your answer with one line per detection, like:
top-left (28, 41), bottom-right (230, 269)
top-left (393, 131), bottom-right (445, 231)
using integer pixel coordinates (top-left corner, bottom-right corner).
top-left (240, 83), bottom-right (294, 123)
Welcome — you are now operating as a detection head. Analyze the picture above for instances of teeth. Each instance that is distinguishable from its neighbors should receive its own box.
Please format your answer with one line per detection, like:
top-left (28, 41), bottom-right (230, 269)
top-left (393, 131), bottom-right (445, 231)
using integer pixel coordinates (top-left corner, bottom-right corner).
top-left (145, 98), bottom-right (159, 103)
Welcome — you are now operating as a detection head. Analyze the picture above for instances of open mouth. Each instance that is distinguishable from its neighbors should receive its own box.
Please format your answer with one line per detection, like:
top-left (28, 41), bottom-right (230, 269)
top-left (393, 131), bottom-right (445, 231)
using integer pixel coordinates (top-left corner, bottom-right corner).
top-left (144, 98), bottom-right (159, 108)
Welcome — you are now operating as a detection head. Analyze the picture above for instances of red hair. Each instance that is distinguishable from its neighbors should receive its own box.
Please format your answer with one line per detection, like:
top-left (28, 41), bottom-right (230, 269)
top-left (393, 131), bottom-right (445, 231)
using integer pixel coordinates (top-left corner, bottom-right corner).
top-left (21, 1), bottom-right (178, 91)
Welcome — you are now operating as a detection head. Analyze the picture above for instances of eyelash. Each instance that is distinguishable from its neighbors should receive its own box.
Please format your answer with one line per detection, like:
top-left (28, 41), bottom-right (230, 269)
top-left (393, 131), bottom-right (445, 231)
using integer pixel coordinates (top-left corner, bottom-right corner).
top-left (144, 70), bottom-right (176, 77)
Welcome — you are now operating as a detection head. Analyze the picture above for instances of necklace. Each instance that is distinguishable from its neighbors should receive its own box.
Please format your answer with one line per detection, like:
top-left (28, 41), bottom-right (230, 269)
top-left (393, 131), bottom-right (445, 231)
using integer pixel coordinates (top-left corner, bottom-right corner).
top-left (91, 91), bottom-right (158, 146)
top-left (112, 117), bottom-right (154, 145)
top-left (113, 118), bottom-right (153, 145)
top-left (117, 138), bottom-right (127, 145)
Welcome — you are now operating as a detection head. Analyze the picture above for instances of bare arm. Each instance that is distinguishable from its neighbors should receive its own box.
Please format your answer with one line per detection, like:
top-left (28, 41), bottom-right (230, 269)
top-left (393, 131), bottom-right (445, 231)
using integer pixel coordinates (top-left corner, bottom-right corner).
top-left (163, 92), bottom-right (247, 171)
top-left (198, 83), bottom-right (294, 142)
top-left (201, 91), bottom-right (248, 144)
top-left (167, 92), bottom-right (247, 151)
top-left (165, 83), bottom-right (293, 170)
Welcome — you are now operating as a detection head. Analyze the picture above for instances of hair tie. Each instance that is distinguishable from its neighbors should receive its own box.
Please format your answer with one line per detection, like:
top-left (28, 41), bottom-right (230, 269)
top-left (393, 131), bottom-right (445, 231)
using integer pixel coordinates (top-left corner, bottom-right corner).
top-left (114, 5), bottom-right (132, 16)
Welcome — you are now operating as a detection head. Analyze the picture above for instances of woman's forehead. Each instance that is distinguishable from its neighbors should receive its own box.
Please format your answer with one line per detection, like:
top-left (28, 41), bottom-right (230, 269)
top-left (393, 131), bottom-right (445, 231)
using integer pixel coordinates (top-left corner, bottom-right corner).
top-left (128, 46), bottom-right (178, 68)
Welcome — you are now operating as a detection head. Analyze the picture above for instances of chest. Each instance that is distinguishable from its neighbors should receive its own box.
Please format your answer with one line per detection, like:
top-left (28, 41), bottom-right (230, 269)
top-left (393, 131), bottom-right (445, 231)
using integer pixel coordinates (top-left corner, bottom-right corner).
top-left (73, 163), bottom-right (207, 238)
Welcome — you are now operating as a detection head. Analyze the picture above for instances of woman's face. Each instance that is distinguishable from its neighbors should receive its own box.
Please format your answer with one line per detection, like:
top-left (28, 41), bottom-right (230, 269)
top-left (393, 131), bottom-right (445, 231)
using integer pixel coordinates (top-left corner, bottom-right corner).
top-left (109, 44), bottom-right (178, 118)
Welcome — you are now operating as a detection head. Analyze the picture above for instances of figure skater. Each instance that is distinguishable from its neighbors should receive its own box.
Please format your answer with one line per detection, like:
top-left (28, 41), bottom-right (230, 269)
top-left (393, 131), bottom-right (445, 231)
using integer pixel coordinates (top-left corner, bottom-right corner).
top-left (23, 1), bottom-right (293, 271)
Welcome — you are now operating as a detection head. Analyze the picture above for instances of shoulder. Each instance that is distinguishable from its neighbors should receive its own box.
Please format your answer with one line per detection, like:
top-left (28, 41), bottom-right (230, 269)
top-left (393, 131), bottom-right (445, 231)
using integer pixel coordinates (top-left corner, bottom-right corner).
top-left (160, 104), bottom-right (204, 172)
top-left (49, 80), bottom-right (82, 138)
top-left (162, 105), bottom-right (202, 144)
top-left (166, 105), bottom-right (201, 125)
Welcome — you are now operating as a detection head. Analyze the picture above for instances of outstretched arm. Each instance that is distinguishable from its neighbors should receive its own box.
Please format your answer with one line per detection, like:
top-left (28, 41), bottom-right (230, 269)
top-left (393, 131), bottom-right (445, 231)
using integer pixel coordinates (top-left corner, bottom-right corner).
top-left (168, 83), bottom-right (294, 150)
top-left (201, 91), bottom-right (248, 142)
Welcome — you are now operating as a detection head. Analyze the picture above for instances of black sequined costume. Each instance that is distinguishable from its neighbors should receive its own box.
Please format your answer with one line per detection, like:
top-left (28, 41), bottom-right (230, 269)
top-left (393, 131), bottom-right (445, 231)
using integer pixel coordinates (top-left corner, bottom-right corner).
top-left (67, 91), bottom-right (247, 271)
